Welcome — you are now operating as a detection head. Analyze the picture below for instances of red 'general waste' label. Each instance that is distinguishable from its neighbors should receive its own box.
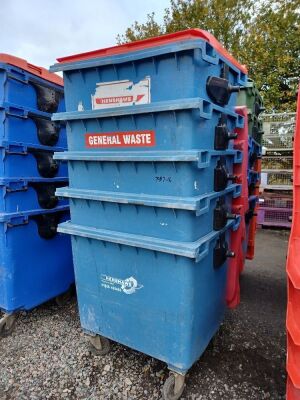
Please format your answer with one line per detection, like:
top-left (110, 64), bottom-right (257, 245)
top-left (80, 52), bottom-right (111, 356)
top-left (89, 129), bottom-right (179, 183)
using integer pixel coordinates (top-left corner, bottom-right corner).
top-left (85, 130), bottom-right (156, 148)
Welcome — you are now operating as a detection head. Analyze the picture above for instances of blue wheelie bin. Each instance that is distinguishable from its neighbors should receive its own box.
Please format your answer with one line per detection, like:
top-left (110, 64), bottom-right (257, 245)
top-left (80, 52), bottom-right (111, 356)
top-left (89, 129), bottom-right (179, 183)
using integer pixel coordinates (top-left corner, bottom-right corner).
top-left (51, 29), bottom-right (247, 399)
top-left (0, 55), bottom-right (73, 337)
top-left (0, 207), bottom-right (73, 312)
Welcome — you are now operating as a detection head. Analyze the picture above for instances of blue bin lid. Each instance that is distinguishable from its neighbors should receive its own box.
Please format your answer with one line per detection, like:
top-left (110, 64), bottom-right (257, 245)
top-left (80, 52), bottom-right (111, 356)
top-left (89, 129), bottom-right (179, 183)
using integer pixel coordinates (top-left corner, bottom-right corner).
top-left (55, 29), bottom-right (247, 75)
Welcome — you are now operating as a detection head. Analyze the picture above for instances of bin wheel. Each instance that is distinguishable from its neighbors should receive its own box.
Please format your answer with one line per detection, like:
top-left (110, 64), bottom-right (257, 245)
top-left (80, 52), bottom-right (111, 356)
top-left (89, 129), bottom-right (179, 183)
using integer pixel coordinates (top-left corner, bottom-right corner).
top-left (88, 335), bottom-right (110, 356)
top-left (0, 313), bottom-right (17, 338)
top-left (55, 287), bottom-right (73, 306)
top-left (163, 373), bottom-right (185, 400)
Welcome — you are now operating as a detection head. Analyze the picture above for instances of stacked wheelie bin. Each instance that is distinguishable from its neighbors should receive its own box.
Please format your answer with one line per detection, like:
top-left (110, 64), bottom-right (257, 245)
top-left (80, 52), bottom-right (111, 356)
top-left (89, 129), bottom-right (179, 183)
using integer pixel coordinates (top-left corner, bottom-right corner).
top-left (237, 78), bottom-right (263, 260)
top-left (50, 29), bottom-right (249, 399)
top-left (0, 55), bottom-right (73, 336)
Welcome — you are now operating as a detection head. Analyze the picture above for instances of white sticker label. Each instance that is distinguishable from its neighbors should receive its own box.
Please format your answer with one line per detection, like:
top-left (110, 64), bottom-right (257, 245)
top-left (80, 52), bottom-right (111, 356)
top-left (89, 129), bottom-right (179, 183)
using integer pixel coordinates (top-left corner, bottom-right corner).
top-left (91, 77), bottom-right (151, 110)
top-left (101, 274), bottom-right (143, 295)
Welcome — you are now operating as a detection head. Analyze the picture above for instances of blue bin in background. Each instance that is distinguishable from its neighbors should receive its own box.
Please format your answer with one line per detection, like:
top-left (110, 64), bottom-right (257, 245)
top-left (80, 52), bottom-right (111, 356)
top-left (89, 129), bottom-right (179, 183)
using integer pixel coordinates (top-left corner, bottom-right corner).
top-left (245, 195), bottom-right (258, 225)
top-left (0, 143), bottom-right (68, 178)
top-left (248, 170), bottom-right (260, 189)
top-left (0, 59), bottom-right (65, 113)
top-left (0, 207), bottom-right (73, 313)
top-left (0, 178), bottom-right (68, 212)
top-left (248, 136), bottom-right (261, 170)
top-left (0, 55), bottom-right (73, 337)
top-left (0, 104), bottom-right (67, 148)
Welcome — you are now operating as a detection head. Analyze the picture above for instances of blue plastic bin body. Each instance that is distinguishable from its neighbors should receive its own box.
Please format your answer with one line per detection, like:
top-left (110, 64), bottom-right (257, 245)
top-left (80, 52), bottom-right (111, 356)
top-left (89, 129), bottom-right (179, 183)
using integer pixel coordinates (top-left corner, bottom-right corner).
top-left (0, 178), bottom-right (68, 212)
top-left (58, 220), bottom-right (236, 373)
top-left (246, 195), bottom-right (258, 223)
top-left (0, 56), bottom-right (74, 316)
top-left (53, 99), bottom-right (244, 152)
top-left (0, 143), bottom-right (68, 178)
top-left (0, 207), bottom-right (74, 313)
top-left (57, 184), bottom-right (240, 241)
top-left (248, 137), bottom-right (261, 170)
top-left (0, 104), bottom-right (67, 148)
top-left (55, 150), bottom-right (242, 196)
top-left (248, 170), bottom-right (260, 187)
top-left (50, 40), bottom-right (247, 113)
top-left (0, 62), bottom-right (65, 113)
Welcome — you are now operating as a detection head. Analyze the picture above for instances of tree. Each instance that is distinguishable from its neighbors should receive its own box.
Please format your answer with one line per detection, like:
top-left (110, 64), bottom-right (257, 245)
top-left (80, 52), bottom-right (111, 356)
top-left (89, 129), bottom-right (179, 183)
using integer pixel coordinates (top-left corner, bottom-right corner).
top-left (241, 0), bottom-right (300, 112)
top-left (117, 0), bottom-right (300, 112)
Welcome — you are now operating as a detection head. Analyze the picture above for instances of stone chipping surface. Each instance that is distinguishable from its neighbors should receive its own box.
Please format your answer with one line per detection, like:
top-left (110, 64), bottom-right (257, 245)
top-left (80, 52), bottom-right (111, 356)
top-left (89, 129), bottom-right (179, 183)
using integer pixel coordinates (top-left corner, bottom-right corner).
top-left (0, 229), bottom-right (288, 399)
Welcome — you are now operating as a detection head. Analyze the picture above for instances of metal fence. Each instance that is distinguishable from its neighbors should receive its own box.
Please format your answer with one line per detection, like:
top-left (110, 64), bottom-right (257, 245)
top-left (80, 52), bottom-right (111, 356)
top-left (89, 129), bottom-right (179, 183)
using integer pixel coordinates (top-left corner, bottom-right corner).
top-left (260, 171), bottom-right (293, 189)
top-left (260, 112), bottom-right (296, 152)
top-left (261, 156), bottom-right (293, 170)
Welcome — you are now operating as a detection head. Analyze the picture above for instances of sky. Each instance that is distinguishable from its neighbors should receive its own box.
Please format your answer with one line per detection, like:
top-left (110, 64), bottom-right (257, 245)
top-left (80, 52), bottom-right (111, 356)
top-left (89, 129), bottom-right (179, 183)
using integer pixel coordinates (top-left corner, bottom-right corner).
top-left (0, 0), bottom-right (170, 69)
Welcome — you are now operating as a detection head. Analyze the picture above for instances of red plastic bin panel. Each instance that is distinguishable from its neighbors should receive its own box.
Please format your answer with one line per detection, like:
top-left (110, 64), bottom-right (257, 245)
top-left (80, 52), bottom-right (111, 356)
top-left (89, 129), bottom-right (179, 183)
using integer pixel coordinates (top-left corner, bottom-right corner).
top-left (287, 377), bottom-right (300, 400)
top-left (226, 106), bottom-right (248, 308)
top-left (288, 332), bottom-right (300, 388)
top-left (246, 157), bottom-right (261, 260)
top-left (286, 83), bottom-right (300, 399)
top-left (287, 280), bottom-right (300, 346)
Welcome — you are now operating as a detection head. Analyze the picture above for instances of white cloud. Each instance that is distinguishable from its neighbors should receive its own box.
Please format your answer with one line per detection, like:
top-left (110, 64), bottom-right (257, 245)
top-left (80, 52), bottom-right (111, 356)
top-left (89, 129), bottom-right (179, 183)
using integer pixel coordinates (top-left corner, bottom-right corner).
top-left (0, 0), bottom-right (170, 68)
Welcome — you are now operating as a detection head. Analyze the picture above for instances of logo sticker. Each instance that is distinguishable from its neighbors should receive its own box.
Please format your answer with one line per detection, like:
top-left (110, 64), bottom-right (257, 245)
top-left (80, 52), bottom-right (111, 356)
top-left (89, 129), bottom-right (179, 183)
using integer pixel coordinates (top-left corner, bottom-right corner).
top-left (101, 275), bottom-right (143, 295)
top-left (92, 77), bottom-right (151, 110)
top-left (85, 130), bottom-right (155, 148)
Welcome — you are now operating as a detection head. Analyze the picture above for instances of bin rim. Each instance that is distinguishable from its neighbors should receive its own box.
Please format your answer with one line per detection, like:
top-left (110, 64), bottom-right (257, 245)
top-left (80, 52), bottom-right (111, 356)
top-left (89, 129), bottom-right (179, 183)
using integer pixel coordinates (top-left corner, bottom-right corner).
top-left (0, 54), bottom-right (63, 86)
top-left (53, 149), bottom-right (243, 165)
top-left (0, 204), bottom-right (69, 223)
top-left (53, 29), bottom-right (247, 74)
top-left (0, 139), bottom-right (66, 153)
top-left (56, 184), bottom-right (241, 213)
top-left (52, 97), bottom-right (241, 122)
top-left (58, 218), bottom-right (237, 261)
top-left (0, 100), bottom-right (66, 120)
top-left (0, 177), bottom-right (68, 185)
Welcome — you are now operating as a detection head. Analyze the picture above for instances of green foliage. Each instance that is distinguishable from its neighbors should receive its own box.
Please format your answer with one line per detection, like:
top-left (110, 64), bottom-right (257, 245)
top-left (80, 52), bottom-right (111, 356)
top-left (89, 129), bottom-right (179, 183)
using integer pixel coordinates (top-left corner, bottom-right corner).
top-left (117, 0), bottom-right (300, 112)
top-left (116, 12), bottom-right (164, 43)
top-left (241, 0), bottom-right (300, 112)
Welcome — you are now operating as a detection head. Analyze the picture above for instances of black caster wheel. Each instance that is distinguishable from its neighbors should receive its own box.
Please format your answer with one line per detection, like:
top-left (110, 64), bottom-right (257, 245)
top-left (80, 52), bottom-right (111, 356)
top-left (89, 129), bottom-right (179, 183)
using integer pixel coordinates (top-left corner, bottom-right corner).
top-left (0, 313), bottom-right (17, 338)
top-left (163, 373), bottom-right (185, 400)
top-left (88, 335), bottom-right (111, 356)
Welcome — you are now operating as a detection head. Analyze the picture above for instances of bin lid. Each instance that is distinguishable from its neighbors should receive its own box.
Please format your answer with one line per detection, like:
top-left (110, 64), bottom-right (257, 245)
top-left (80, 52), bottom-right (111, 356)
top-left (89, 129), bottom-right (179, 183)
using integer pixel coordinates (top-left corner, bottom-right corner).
top-left (56, 29), bottom-right (247, 74)
top-left (0, 53), bottom-right (63, 87)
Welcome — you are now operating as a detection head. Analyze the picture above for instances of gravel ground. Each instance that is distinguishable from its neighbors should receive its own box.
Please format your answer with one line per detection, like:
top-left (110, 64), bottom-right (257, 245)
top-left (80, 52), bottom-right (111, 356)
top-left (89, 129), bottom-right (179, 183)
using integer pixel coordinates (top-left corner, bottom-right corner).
top-left (0, 229), bottom-right (288, 400)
